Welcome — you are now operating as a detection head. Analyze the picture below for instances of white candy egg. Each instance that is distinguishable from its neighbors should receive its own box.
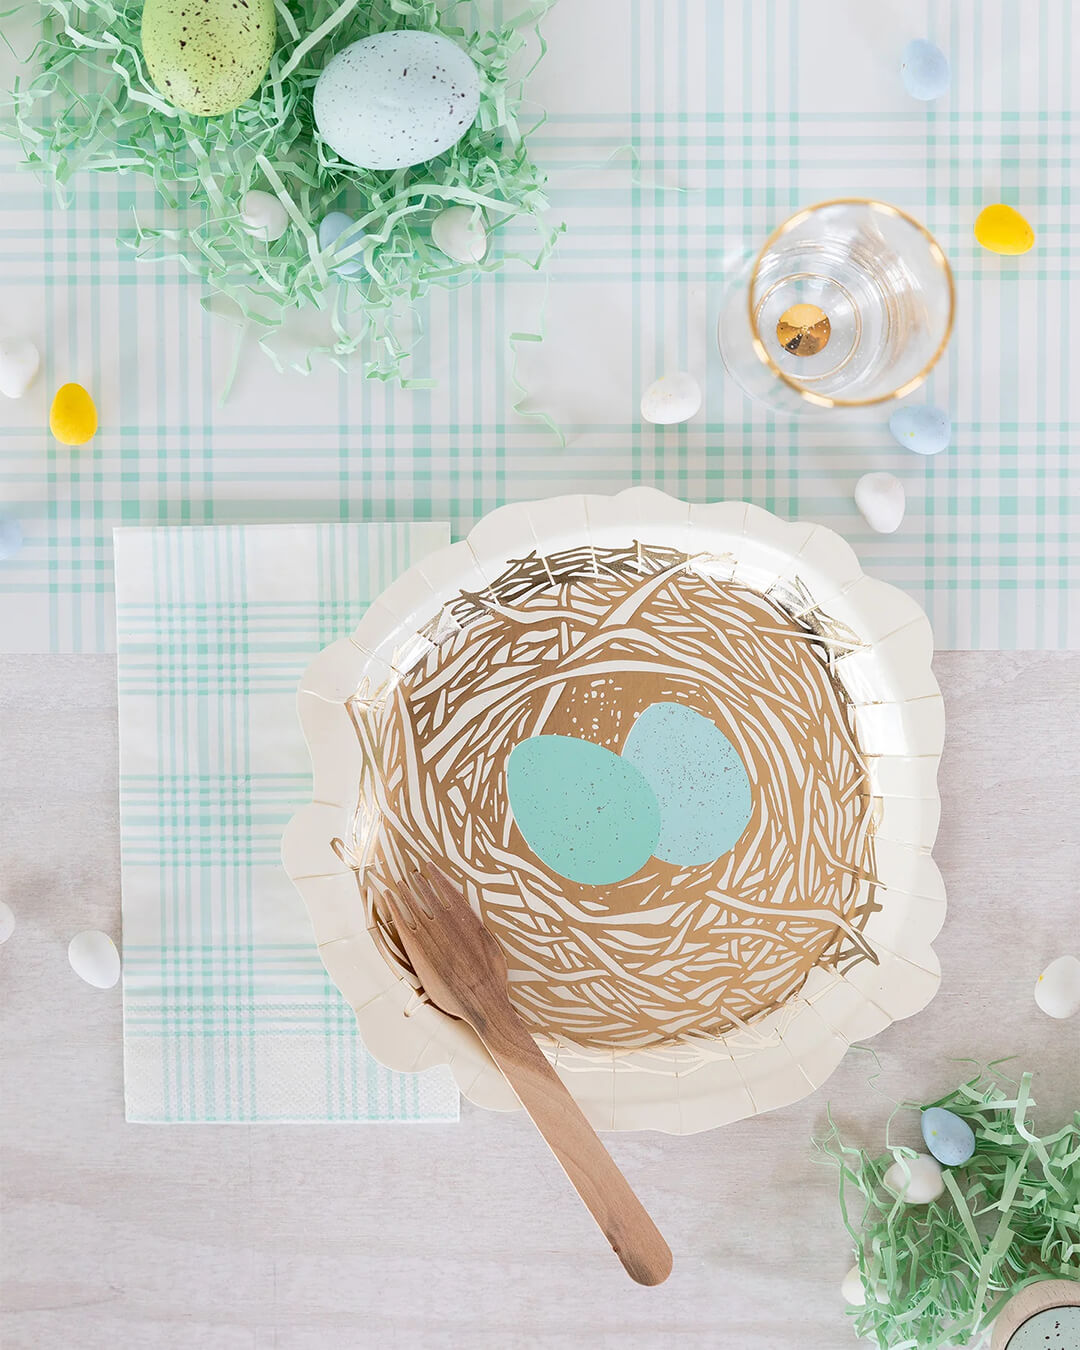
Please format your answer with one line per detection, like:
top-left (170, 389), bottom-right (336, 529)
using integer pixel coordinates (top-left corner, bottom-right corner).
top-left (640, 371), bottom-right (702, 425)
top-left (68, 930), bottom-right (121, 989)
top-left (1034, 954), bottom-right (1080, 1019)
top-left (0, 899), bottom-right (14, 944)
top-left (855, 471), bottom-right (906, 534)
top-left (0, 336), bottom-right (41, 399)
top-left (314, 30), bottom-right (480, 172)
top-left (883, 1154), bottom-right (945, 1204)
top-left (431, 205), bottom-right (488, 263)
top-left (841, 1263), bottom-right (887, 1307)
top-left (841, 1264), bottom-right (866, 1306)
top-left (240, 189), bottom-right (290, 242)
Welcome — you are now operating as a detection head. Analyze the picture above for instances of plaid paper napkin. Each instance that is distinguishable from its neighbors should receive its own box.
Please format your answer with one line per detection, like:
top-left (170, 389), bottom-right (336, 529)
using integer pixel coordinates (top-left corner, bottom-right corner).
top-left (115, 522), bottom-right (459, 1123)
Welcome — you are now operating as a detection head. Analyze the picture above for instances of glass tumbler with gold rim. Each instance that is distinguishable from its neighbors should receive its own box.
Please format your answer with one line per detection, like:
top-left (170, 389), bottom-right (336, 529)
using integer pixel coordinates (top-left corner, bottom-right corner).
top-left (717, 199), bottom-right (955, 415)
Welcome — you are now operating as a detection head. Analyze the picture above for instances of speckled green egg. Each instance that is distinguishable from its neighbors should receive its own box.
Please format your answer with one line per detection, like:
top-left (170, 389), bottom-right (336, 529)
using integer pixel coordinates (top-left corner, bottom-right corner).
top-left (142, 0), bottom-right (276, 117)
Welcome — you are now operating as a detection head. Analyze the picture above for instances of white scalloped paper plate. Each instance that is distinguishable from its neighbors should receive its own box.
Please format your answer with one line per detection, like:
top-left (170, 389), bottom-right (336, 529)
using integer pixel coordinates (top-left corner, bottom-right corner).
top-left (282, 489), bottom-right (945, 1133)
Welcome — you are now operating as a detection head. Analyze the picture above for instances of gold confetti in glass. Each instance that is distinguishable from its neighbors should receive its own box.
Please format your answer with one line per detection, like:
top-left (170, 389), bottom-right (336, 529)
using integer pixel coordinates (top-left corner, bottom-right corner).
top-left (717, 199), bottom-right (955, 413)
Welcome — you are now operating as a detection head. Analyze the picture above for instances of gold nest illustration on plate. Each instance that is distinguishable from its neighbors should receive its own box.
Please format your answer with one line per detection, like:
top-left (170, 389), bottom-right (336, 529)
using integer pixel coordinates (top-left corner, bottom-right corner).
top-left (283, 488), bottom-right (945, 1134)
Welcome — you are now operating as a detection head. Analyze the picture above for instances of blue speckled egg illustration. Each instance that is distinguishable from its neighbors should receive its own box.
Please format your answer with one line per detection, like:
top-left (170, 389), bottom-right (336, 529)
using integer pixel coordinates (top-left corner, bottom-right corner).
top-left (900, 39), bottom-right (950, 101)
top-left (507, 736), bottom-right (660, 886)
top-left (889, 405), bottom-right (951, 456)
top-left (622, 703), bottom-right (753, 866)
top-left (313, 30), bottom-right (481, 172)
top-left (921, 1106), bottom-right (976, 1166)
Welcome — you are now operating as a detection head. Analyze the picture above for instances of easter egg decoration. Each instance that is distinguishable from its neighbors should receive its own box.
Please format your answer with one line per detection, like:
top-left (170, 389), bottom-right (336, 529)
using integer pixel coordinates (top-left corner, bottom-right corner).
top-left (855, 472), bottom-right (906, 534)
top-left (889, 405), bottom-right (951, 456)
top-left (68, 930), bottom-right (121, 989)
top-left (640, 372), bottom-right (702, 426)
top-left (921, 1106), bottom-right (976, 1166)
top-left (240, 189), bottom-right (289, 243)
top-left (840, 1264), bottom-right (867, 1307)
top-left (883, 1153), bottom-right (945, 1204)
top-left (0, 515), bottom-right (23, 561)
top-left (317, 212), bottom-right (365, 278)
top-left (990, 1282), bottom-right (1080, 1350)
top-left (900, 39), bottom-right (950, 101)
top-left (431, 206), bottom-right (488, 264)
top-left (621, 703), bottom-right (753, 866)
top-left (49, 383), bottom-right (97, 446)
top-left (0, 336), bottom-right (40, 399)
top-left (999, 1304), bottom-right (1080, 1350)
top-left (974, 204), bottom-right (1035, 256)
top-left (1034, 954), bottom-right (1080, 1019)
top-left (142, 0), bottom-right (276, 117)
top-left (840, 1263), bottom-right (887, 1307)
top-left (313, 30), bottom-right (481, 172)
top-left (506, 736), bottom-right (660, 886)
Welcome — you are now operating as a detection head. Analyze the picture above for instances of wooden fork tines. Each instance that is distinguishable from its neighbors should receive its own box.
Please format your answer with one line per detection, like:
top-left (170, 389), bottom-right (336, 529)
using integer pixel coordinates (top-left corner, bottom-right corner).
top-left (384, 870), bottom-right (673, 1287)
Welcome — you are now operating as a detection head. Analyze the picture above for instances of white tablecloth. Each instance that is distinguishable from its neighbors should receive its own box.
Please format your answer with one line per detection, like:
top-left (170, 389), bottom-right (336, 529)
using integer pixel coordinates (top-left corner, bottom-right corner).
top-left (1, 0), bottom-right (1077, 652)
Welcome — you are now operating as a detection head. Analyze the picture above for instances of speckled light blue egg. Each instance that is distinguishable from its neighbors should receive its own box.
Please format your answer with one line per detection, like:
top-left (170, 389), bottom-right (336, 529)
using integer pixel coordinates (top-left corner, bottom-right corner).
top-left (0, 514), bottom-right (23, 561)
top-left (318, 211), bottom-right (364, 277)
top-left (621, 703), bottom-right (753, 867)
top-left (1006, 1305), bottom-right (1080, 1350)
top-left (889, 405), bottom-right (951, 456)
top-left (507, 735), bottom-right (660, 886)
top-left (313, 30), bottom-right (480, 172)
top-left (901, 39), bottom-right (950, 101)
top-left (921, 1107), bottom-right (976, 1166)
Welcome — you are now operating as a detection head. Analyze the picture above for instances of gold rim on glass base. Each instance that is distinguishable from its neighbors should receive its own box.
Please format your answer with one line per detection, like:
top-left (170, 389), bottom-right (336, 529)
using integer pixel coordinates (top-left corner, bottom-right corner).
top-left (719, 198), bottom-right (955, 414)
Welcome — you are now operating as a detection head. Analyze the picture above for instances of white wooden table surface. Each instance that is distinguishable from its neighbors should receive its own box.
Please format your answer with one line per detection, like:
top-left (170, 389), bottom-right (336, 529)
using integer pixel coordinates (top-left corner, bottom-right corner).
top-left (2, 652), bottom-right (1078, 1350)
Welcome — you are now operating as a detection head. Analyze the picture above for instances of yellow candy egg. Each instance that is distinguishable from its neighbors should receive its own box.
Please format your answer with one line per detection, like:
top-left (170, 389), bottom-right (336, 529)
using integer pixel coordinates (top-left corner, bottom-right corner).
top-left (49, 383), bottom-right (98, 446)
top-left (974, 203), bottom-right (1035, 255)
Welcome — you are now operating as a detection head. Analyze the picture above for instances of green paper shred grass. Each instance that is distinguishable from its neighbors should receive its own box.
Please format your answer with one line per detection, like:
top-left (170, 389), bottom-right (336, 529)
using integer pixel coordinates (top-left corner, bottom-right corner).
top-left (817, 1067), bottom-right (1080, 1349)
top-left (8, 0), bottom-right (562, 390)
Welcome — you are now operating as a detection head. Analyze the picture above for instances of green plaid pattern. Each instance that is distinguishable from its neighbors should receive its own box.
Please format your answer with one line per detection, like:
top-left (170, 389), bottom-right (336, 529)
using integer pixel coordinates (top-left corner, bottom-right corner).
top-left (116, 522), bottom-right (458, 1122)
top-left (2, 0), bottom-right (1077, 650)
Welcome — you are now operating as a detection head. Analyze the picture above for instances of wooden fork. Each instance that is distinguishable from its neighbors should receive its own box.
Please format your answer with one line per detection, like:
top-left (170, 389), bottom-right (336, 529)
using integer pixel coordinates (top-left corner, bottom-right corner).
top-left (384, 870), bottom-right (673, 1287)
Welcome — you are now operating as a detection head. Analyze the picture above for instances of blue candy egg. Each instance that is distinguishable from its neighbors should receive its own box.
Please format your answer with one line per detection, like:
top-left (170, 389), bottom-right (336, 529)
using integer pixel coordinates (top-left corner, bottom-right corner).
top-left (901, 39), bottom-right (950, 101)
top-left (622, 703), bottom-right (753, 866)
top-left (318, 211), bottom-right (365, 277)
top-left (0, 514), bottom-right (23, 561)
top-left (889, 405), bottom-right (951, 456)
top-left (921, 1106), bottom-right (976, 1166)
top-left (507, 735), bottom-right (660, 886)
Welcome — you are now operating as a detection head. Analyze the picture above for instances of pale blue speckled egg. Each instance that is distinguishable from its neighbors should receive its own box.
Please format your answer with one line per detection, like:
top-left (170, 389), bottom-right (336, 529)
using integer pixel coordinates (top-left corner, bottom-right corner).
top-left (621, 703), bottom-right (753, 867)
top-left (1006, 1304), bottom-right (1080, 1350)
top-left (901, 39), bottom-right (950, 101)
top-left (921, 1107), bottom-right (976, 1166)
top-left (313, 30), bottom-right (480, 172)
top-left (889, 405), bottom-right (951, 456)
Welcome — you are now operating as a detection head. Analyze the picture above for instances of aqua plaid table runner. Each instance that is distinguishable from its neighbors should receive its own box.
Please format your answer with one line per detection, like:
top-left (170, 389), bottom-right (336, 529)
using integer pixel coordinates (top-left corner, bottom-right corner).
top-left (116, 522), bottom-right (458, 1123)
top-left (2, 0), bottom-right (1078, 650)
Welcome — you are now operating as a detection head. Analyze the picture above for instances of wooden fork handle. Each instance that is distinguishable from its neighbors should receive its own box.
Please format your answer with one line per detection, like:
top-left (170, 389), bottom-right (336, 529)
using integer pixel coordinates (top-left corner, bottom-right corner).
top-left (472, 1008), bottom-right (673, 1287)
